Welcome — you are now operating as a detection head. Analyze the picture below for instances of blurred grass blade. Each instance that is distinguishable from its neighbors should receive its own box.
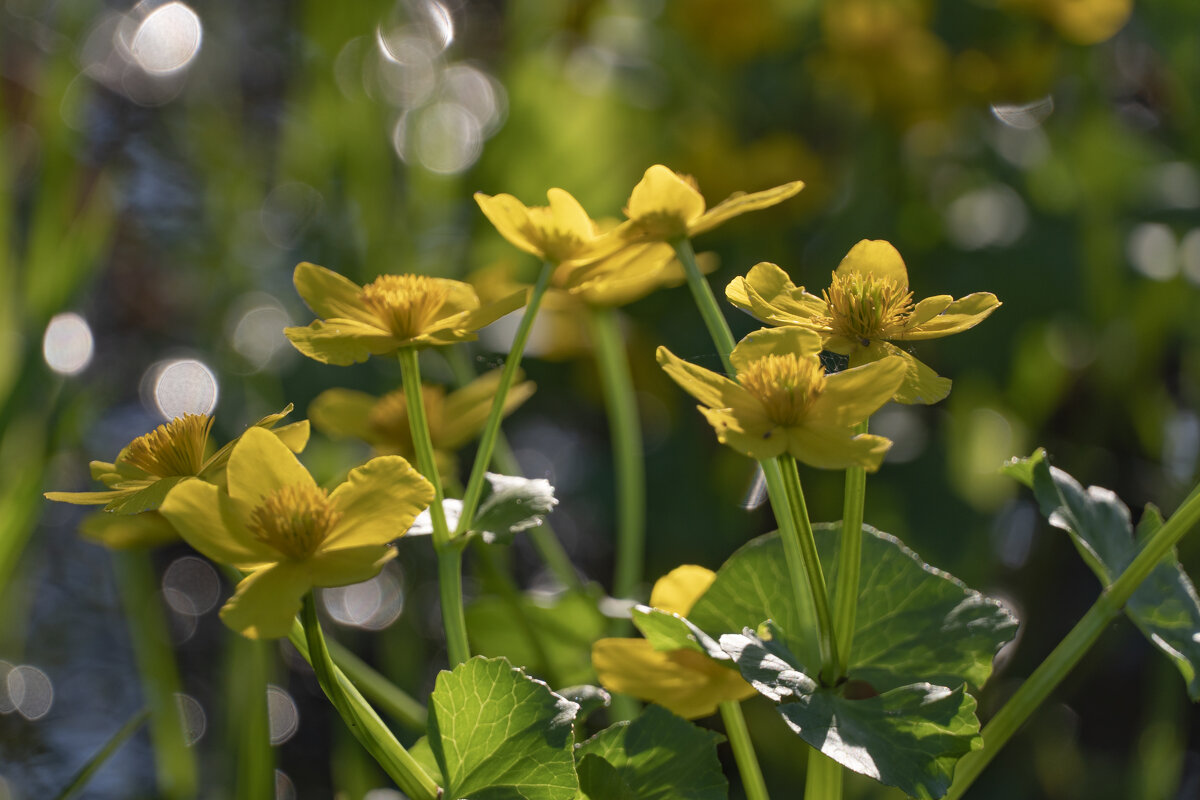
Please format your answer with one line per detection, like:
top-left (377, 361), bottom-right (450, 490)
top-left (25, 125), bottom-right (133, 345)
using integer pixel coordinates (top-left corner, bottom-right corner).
top-left (227, 637), bottom-right (274, 800)
top-left (54, 708), bottom-right (150, 800)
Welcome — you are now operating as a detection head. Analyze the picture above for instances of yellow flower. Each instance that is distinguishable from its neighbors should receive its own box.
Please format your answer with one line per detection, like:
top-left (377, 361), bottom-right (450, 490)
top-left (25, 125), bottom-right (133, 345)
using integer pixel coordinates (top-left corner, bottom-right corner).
top-left (307, 369), bottom-right (535, 481)
top-left (284, 262), bottom-right (526, 365)
top-left (474, 188), bottom-right (608, 265)
top-left (159, 427), bottom-right (433, 639)
top-left (615, 164), bottom-right (804, 243)
top-left (726, 240), bottom-right (1000, 404)
top-left (555, 242), bottom-right (719, 308)
top-left (592, 565), bottom-right (755, 719)
top-left (79, 511), bottom-right (179, 550)
top-left (45, 406), bottom-right (310, 515)
top-left (658, 326), bottom-right (903, 469)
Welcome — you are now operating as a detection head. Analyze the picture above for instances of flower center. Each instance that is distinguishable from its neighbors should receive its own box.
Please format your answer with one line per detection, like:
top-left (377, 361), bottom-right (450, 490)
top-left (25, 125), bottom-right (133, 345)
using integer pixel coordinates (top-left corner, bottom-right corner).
top-left (525, 208), bottom-right (588, 263)
top-left (360, 275), bottom-right (449, 340)
top-left (822, 272), bottom-right (914, 345)
top-left (248, 484), bottom-right (342, 560)
top-left (738, 354), bottom-right (826, 426)
top-left (122, 414), bottom-right (213, 477)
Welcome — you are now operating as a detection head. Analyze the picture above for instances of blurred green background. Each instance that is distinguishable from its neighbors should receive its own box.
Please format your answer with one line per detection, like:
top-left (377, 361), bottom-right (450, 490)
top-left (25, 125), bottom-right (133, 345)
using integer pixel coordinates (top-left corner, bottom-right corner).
top-left (3, 0), bottom-right (1200, 797)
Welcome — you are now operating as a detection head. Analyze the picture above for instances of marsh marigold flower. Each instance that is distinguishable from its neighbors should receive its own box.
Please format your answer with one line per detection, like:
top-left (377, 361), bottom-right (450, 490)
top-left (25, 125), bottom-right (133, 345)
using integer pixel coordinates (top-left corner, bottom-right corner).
top-left (284, 262), bottom-right (525, 365)
top-left (726, 239), bottom-right (999, 404)
top-left (45, 406), bottom-right (309, 515)
top-left (308, 369), bottom-right (535, 480)
top-left (159, 427), bottom-right (433, 639)
top-left (593, 565), bottom-right (755, 719)
top-left (659, 326), bottom-right (903, 469)
top-left (475, 188), bottom-right (607, 265)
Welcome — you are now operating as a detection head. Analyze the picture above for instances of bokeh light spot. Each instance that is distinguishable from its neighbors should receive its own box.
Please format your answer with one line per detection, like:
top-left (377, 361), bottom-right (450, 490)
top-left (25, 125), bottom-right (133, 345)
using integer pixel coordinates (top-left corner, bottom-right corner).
top-left (1126, 222), bottom-right (1177, 281)
top-left (8, 665), bottom-right (54, 721)
top-left (990, 96), bottom-right (1054, 130)
top-left (42, 313), bottom-right (94, 376)
top-left (322, 563), bottom-right (405, 631)
top-left (276, 770), bottom-right (296, 800)
top-left (163, 556), bottom-right (221, 616)
top-left (413, 102), bottom-right (482, 174)
top-left (267, 685), bottom-right (300, 745)
top-left (130, 2), bottom-right (202, 74)
top-left (175, 693), bottom-right (206, 745)
top-left (152, 359), bottom-right (218, 419)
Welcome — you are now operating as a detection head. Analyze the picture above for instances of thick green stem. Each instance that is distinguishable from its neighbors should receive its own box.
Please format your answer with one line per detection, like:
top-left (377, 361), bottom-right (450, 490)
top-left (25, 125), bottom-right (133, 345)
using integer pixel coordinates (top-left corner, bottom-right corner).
top-left (397, 346), bottom-right (471, 665)
top-left (673, 238), bottom-right (735, 374)
top-left (299, 597), bottom-right (439, 800)
top-left (776, 455), bottom-right (839, 683)
top-left (325, 638), bottom-right (427, 731)
top-left (111, 550), bottom-right (197, 800)
top-left (588, 306), bottom-right (646, 618)
top-left (944, 485), bottom-right (1200, 799)
top-left (54, 708), bottom-right (150, 800)
top-left (457, 261), bottom-right (554, 534)
top-left (832, 420), bottom-right (868, 681)
top-left (719, 701), bottom-right (770, 800)
top-left (804, 750), bottom-right (843, 799)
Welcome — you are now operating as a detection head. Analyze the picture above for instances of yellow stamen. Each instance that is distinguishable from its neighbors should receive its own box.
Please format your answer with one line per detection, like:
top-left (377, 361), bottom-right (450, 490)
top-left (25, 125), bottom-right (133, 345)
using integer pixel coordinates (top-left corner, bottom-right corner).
top-left (823, 272), bottom-right (914, 345)
top-left (248, 484), bottom-right (342, 560)
top-left (122, 414), bottom-right (213, 477)
top-left (739, 354), bottom-right (826, 426)
top-left (360, 275), bottom-right (449, 340)
top-left (525, 208), bottom-right (587, 263)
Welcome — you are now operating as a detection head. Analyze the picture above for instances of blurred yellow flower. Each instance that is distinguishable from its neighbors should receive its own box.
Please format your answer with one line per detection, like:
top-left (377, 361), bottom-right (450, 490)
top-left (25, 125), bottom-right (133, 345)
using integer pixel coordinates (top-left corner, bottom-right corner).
top-left (616, 164), bottom-right (804, 243)
top-left (726, 240), bottom-right (1000, 404)
top-left (475, 188), bottom-right (606, 265)
top-left (45, 406), bottom-right (309, 515)
top-left (593, 565), bottom-right (755, 719)
top-left (160, 427), bottom-right (433, 639)
top-left (659, 326), bottom-right (902, 469)
top-left (555, 242), bottom-right (719, 308)
top-left (1004, 0), bottom-right (1132, 44)
top-left (284, 262), bottom-right (525, 365)
top-left (79, 511), bottom-right (179, 550)
top-left (308, 369), bottom-right (535, 481)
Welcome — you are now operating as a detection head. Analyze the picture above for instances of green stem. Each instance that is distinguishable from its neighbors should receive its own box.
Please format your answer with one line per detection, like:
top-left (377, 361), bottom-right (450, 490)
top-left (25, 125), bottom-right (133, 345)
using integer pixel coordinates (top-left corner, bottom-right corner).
top-left (229, 638), bottom-right (273, 800)
top-left (110, 551), bottom-right (197, 800)
top-left (325, 638), bottom-right (428, 730)
top-left (397, 346), bottom-right (471, 666)
top-left (54, 708), bottom-right (150, 800)
top-left (299, 597), bottom-right (439, 800)
top-left (804, 750), bottom-right (843, 799)
top-left (457, 260), bottom-right (555, 535)
top-left (587, 306), bottom-right (646, 618)
top-left (832, 420), bottom-right (868, 681)
top-left (775, 455), bottom-right (839, 683)
top-left (719, 701), bottom-right (770, 800)
top-left (441, 347), bottom-right (583, 592)
top-left (944, 485), bottom-right (1200, 799)
top-left (673, 238), bottom-right (735, 374)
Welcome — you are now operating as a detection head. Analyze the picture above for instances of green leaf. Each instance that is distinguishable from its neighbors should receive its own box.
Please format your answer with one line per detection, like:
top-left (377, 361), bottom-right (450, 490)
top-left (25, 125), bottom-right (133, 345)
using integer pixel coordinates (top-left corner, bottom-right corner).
top-left (687, 525), bottom-right (1017, 693)
top-left (554, 685), bottom-right (611, 724)
top-left (575, 705), bottom-right (727, 800)
top-left (472, 473), bottom-right (558, 543)
top-left (721, 629), bottom-right (981, 799)
top-left (427, 656), bottom-right (580, 800)
top-left (1014, 452), bottom-right (1200, 699)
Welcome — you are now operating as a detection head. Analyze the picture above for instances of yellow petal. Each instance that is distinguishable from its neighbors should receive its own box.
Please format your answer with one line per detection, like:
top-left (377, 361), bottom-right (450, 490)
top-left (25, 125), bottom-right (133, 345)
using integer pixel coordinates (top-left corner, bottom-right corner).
top-left (626, 165), bottom-right (705, 231)
top-left (700, 407), bottom-right (787, 460)
top-left (474, 193), bottom-right (540, 257)
top-left (807, 356), bottom-right (906, 429)
top-left (226, 427), bottom-right (317, 508)
top-left (592, 638), bottom-right (754, 719)
top-left (649, 565), bottom-right (717, 616)
top-left (219, 563), bottom-right (311, 639)
top-left (689, 180), bottom-right (805, 237)
top-left (272, 420), bottom-right (311, 454)
top-left (856, 342), bottom-right (952, 405)
top-left (293, 262), bottom-right (377, 325)
top-left (454, 287), bottom-right (527, 334)
top-left (657, 346), bottom-right (743, 409)
top-left (563, 242), bottom-right (680, 307)
top-left (284, 319), bottom-right (397, 365)
top-left (44, 488), bottom-right (130, 506)
top-left (307, 545), bottom-right (397, 586)
top-left (905, 295), bottom-right (954, 329)
top-left (834, 240), bottom-right (910, 292)
top-left (546, 188), bottom-right (595, 244)
top-left (78, 511), bottom-right (179, 550)
top-left (786, 426), bottom-right (893, 472)
top-left (729, 326), bottom-right (824, 375)
top-left (727, 263), bottom-right (828, 327)
top-left (324, 455), bottom-right (434, 550)
top-left (901, 293), bottom-right (1000, 340)
top-left (440, 372), bottom-right (535, 450)
top-left (159, 478), bottom-right (276, 569)
top-left (435, 278), bottom-right (483, 317)
top-left (308, 388), bottom-right (378, 441)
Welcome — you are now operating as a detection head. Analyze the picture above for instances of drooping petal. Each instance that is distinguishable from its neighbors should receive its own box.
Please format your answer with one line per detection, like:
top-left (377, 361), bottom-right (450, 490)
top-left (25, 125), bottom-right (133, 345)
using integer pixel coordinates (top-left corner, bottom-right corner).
top-left (854, 342), bottom-right (952, 405)
top-left (307, 545), bottom-right (398, 586)
top-left (159, 478), bottom-right (276, 569)
top-left (308, 388), bottom-right (378, 442)
top-left (219, 563), bottom-right (312, 639)
top-left (833, 240), bottom-right (910, 292)
top-left (699, 407), bottom-right (787, 460)
top-left (626, 165), bottom-right (706, 229)
top-left (689, 180), bottom-right (805, 237)
top-left (807, 356), bottom-right (906, 429)
top-left (900, 292), bottom-right (1001, 340)
top-left (592, 638), bottom-right (755, 720)
top-left (474, 192), bottom-right (540, 257)
top-left (729, 326), bottom-right (824, 374)
top-left (226, 427), bottom-right (317, 508)
top-left (324, 455), bottom-right (434, 550)
top-left (293, 262), bottom-right (377, 325)
top-left (648, 565), bottom-right (717, 617)
top-left (786, 425), bottom-right (893, 472)
top-left (43, 488), bottom-right (130, 506)
top-left (657, 347), bottom-right (743, 409)
top-left (284, 319), bottom-right (397, 365)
